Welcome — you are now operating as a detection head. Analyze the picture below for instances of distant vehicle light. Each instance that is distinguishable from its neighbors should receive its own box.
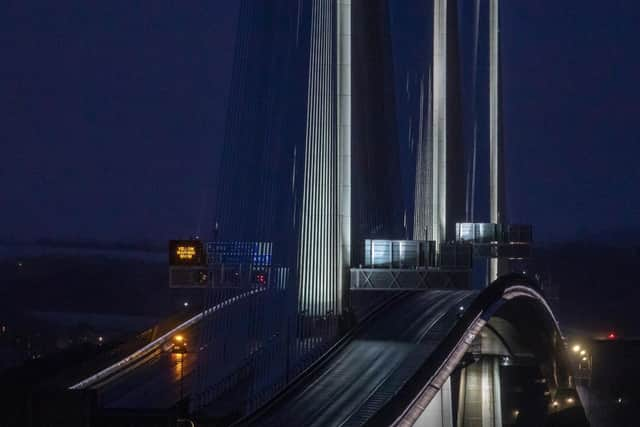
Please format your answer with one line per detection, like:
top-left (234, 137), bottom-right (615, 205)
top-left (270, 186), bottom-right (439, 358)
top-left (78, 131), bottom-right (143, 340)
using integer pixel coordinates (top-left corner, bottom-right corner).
top-left (172, 335), bottom-right (188, 354)
top-left (255, 273), bottom-right (267, 285)
top-left (608, 332), bottom-right (617, 340)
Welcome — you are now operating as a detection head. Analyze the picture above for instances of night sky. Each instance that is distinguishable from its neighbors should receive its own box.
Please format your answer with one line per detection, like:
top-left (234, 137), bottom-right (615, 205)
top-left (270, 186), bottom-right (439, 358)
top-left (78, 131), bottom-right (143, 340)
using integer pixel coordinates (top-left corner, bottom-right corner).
top-left (2, 1), bottom-right (639, 244)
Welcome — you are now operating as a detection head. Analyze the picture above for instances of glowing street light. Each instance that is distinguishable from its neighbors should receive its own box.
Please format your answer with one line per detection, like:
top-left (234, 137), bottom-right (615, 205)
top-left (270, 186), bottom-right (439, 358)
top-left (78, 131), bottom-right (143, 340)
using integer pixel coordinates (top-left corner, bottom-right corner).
top-left (172, 334), bottom-right (188, 404)
top-left (572, 345), bottom-right (581, 353)
top-left (580, 349), bottom-right (586, 356)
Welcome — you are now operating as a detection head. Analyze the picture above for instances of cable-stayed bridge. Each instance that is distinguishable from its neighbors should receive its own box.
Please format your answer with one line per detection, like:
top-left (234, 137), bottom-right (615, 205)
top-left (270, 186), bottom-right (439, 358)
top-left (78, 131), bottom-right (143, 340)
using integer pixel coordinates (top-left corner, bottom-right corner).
top-left (45, 1), bottom-right (591, 426)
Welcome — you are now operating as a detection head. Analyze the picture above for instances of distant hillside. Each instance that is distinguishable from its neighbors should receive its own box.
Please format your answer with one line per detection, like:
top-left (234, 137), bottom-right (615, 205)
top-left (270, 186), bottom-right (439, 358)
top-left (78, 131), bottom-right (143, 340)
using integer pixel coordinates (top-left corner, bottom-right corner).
top-left (0, 255), bottom-right (171, 317)
top-left (0, 238), bottom-right (166, 253)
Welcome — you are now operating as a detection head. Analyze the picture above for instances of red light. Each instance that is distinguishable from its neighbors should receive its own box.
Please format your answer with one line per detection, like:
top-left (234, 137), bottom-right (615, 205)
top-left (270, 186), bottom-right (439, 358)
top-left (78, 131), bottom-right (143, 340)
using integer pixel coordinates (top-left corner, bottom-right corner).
top-left (608, 332), bottom-right (617, 340)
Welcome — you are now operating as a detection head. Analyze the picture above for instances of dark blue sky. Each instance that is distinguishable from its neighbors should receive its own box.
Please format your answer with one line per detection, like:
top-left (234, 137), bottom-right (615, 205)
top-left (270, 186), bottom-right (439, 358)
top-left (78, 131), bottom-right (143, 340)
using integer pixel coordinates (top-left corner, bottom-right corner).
top-left (502, 1), bottom-right (640, 242)
top-left (1, 1), bottom-right (639, 243)
top-left (1, 2), bottom-right (239, 241)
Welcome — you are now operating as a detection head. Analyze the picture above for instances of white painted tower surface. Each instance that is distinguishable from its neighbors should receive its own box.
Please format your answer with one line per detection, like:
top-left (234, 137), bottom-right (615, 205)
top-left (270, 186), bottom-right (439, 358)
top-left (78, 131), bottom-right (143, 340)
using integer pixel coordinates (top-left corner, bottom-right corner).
top-left (337, 0), bottom-right (351, 313)
top-left (413, 72), bottom-right (433, 241)
top-left (298, 0), bottom-right (339, 316)
top-left (432, 0), bottom-right (448, 245)
top-left (489, 0), bottom-right (500, 283)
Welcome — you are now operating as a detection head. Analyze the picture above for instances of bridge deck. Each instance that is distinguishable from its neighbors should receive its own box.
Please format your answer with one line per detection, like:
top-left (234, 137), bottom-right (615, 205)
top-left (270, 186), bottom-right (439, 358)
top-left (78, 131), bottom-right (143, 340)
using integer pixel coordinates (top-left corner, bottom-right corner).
top-left (97, 323), bottom-right (200, 408)
top-left (244, 290), bottom-right (477, 427)
top-left (70, 291), bottom-right (262, 409)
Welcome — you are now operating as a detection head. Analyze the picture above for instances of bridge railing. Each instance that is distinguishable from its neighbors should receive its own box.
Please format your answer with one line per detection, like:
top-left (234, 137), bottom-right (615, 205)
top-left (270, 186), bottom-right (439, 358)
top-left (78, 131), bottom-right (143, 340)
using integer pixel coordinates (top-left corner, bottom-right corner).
top-left (191, 268), bottom-right (342, 416)
top-left (350, 268), bottom-right (470, 290)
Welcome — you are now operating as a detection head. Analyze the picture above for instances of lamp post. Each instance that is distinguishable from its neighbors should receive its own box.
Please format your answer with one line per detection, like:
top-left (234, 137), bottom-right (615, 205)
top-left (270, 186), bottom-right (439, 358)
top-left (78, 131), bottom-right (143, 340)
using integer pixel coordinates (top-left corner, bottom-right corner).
top-left (172, 335), bottom-right (188, 404)
top-left (571, 342), bottom-right (592, 388)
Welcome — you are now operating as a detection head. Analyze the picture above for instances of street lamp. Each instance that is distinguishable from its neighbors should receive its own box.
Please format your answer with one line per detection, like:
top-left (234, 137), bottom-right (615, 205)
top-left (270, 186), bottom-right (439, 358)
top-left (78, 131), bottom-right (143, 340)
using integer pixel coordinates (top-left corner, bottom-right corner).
top-left (172, 335), bottom-right (188, 403)
top-left (570, 343), bottom-right (592, 387)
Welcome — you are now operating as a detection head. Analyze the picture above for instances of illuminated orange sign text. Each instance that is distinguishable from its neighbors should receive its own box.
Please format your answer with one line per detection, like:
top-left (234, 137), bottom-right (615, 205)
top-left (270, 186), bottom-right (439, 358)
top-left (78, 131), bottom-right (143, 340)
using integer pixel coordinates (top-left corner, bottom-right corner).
top-left (176, 246), bottom-right (197, 260)
top-left (169, 240), bottom-right (203, 266)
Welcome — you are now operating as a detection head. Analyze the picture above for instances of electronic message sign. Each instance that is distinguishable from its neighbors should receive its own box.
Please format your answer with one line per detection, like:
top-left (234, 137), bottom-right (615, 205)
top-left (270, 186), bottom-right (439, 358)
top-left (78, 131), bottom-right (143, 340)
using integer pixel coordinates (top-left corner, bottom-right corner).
top-left (169, 240), bottom-right (205, 266)
top-left (206, 241), bottom-right (272, 266)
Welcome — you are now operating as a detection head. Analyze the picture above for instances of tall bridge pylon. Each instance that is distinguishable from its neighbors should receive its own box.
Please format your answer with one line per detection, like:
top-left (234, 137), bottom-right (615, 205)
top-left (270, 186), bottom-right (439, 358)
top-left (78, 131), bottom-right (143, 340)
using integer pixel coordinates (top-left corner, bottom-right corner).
top-left (196, 0), bottom-right (530, 417)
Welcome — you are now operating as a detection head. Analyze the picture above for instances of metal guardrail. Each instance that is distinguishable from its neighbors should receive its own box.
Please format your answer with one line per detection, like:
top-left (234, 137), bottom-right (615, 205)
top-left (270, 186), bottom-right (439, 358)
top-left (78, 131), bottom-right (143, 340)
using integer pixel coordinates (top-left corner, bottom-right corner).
top-left (350, 268), bottom-right (470, 290)
top-left (191, 284), bottom-right (298, 414)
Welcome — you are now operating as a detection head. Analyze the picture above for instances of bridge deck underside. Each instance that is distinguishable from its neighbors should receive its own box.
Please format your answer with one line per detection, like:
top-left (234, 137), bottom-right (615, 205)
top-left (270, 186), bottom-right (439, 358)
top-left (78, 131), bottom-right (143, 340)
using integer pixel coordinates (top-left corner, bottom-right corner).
top-left (250, 290), bottom-right (477, 427)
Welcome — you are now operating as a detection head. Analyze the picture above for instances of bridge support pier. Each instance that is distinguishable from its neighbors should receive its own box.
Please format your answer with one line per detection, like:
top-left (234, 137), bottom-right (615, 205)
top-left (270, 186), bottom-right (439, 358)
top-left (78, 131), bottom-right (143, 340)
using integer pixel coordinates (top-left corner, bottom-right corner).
top-left (414, 376), bottom-right (454, 427)
top-left (457, 356), bottom-right (502, 427)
